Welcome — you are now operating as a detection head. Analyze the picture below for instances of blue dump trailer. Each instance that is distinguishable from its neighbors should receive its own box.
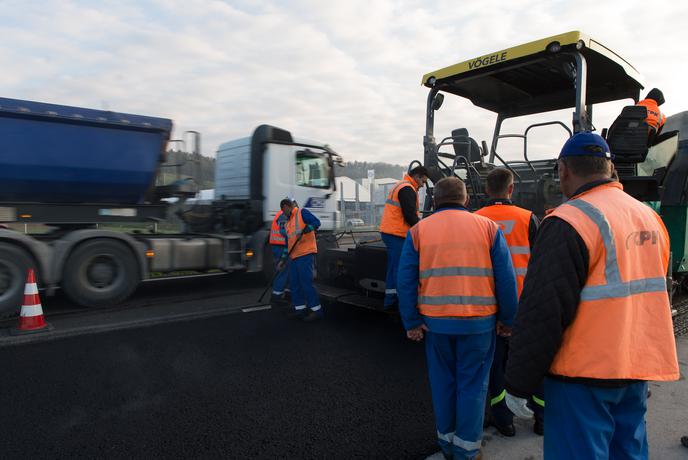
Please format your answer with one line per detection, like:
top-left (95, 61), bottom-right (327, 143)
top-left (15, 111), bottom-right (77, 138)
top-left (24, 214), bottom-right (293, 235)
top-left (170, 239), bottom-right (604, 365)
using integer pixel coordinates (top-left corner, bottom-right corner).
top-left (0, 97), bottom-right (171, 204)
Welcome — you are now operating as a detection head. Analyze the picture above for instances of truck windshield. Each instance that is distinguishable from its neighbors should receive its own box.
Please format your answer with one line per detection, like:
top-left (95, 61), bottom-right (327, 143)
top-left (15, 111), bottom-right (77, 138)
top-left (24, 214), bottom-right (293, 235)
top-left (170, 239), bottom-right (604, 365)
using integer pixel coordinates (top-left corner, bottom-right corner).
top-left (296, 150), bottom-right (331, 189)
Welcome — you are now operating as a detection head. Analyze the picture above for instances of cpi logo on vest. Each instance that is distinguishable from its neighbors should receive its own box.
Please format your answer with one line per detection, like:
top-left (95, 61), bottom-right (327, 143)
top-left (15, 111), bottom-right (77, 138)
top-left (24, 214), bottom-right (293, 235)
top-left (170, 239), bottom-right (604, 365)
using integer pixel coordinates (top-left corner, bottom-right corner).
top-left (625, 231), bottom-right (659, 249)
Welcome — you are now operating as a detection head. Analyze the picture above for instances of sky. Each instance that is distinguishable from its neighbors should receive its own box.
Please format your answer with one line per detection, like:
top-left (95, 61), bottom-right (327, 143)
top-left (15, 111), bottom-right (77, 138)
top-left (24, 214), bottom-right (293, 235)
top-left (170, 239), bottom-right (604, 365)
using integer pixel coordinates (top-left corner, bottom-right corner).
top-left (2, 0), bottom-right (687, 165)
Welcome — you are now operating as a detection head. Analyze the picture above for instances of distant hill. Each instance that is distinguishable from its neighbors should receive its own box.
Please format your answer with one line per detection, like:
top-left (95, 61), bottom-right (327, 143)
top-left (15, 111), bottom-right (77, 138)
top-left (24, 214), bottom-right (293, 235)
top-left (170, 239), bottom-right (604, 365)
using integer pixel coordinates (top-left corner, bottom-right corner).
top-left (336, 161), bottom-right (405, 181)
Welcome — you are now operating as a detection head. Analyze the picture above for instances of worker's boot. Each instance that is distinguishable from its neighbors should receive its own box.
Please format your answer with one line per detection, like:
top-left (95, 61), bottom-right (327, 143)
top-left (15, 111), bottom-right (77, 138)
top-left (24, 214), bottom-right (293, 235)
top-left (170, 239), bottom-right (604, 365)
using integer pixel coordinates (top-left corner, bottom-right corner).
top-left (382, 302), bottom-right (398, 312)
top-left (302, 309), bottom-right (324, 322)
top-left (490, 406), bottom-right (515, 437)
top-left (286, 308), bottom-right (308, 320)
top-left (270, 293), bottom-right (286, 306)
top-left (493, 422), bottom-right (515, 437)
top-left (533, 418), bottom-right (544, 436)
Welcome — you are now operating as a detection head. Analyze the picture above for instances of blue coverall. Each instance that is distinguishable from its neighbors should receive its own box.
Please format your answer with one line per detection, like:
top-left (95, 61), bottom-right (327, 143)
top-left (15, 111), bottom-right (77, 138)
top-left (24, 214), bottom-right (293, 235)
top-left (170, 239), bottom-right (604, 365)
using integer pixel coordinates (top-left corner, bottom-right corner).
top-left (285, 209), bottom-right (322, 313)
top-left (272, 213), bottom-right (289, 296)
top-left (381, 233), bottom-right (405, 308)
top-left (398, 206), bottom-right (518, 460)
top-left (545, 379), bottom-right (649, 459)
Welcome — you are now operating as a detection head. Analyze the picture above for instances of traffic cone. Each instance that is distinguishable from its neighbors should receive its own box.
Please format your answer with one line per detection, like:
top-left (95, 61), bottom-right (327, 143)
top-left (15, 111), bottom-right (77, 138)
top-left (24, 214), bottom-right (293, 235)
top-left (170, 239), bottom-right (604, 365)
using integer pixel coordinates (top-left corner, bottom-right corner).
top-left (10, 269), bottom-right (53, 335)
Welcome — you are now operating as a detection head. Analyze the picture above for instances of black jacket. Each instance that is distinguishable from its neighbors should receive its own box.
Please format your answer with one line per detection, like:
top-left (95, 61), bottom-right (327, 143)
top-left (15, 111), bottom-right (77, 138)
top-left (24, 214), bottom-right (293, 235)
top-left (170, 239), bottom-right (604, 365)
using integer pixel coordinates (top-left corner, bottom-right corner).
top-left (398, 186), bottom-right (420, 227)
top-left (504, 180), bottom-right (636, 398)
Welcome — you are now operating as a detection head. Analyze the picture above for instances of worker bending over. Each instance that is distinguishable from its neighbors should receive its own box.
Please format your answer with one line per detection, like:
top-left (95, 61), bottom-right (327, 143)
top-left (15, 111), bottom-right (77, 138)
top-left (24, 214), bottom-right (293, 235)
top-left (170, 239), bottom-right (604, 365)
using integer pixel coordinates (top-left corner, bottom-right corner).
top-left (398, 177), bottom-right (518, 460)
top-left (379, 166), bottom-right (428, 310)
top-left (279, 198), bottom-right (323, 322)
top-left (475, 167), bottom-right (542, 437)
top-left (504, 132), bottom-right (679, 459)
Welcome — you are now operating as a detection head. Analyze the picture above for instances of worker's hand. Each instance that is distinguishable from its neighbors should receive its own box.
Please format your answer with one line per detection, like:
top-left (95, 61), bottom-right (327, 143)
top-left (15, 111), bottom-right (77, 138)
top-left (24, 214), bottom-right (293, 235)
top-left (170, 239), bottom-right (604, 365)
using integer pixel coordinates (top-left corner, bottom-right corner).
top-left (406, 324), bottom-right (428, 342)
top-left (496, 321), bottom-right (512, 337)
top-left (505, 393), bottom-right (534, 419)
top-left (276, 260), bottom-right (286, 272)
top-left (303, 225), bottom-right (314, 234)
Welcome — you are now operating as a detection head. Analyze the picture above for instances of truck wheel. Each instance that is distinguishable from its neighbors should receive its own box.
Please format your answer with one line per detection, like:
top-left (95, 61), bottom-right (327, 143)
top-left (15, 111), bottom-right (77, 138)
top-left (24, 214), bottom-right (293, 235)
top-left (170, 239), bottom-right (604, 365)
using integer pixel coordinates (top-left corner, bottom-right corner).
top-left (62, 239), bottom-right (139, 308)
top-left (0, 243), bottom-right (34, 317)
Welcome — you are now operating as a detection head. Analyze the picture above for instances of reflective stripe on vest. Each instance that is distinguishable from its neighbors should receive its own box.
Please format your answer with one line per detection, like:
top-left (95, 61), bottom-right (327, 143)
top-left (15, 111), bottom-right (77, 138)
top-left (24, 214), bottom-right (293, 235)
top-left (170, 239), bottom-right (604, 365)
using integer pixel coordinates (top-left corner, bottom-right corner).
top-left (286, 208), bottom-right (317, 259)
top-left (475, 203), bottom-right (532, 297)
top-left (379, 174), bottom-right (419, 238)
top-left (269, 211), bottom-right (286, 245)
top-left (385, 180), bottom-right (413, 208)
top-left (547, 182), bottom-right (679, 381)
top-left (412, 209), bottom-right (498, 318)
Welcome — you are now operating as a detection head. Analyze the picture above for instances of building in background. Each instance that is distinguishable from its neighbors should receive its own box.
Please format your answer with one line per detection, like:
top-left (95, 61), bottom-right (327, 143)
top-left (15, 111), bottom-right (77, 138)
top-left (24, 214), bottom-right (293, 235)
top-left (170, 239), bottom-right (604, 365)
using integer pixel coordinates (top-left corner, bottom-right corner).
top-left (336, 176), bottom-right (371, 225)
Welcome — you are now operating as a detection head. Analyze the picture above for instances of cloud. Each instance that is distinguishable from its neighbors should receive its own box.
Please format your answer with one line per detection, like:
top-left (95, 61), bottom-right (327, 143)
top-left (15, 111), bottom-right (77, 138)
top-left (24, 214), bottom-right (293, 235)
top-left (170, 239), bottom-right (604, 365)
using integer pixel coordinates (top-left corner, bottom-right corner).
top-left (1, 0), bottom-right (686, 166)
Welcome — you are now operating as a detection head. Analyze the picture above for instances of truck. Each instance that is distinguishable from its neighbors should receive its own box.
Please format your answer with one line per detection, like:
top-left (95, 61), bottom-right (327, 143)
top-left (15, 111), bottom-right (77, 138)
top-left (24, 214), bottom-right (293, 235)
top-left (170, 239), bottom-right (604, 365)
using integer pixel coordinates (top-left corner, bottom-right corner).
top-left (315, 31), bottom-right (688, 330)
top-left (0, 97), bottom-right (340, 315)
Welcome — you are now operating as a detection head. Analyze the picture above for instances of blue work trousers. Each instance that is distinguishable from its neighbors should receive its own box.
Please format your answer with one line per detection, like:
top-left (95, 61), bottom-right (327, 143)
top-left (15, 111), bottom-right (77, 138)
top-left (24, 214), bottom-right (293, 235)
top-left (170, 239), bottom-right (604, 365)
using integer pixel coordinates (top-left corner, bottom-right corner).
top-left (544, 377), bottom-right (648, 460)
top-left (426, 330), bottom-right (495, 460)
top-left (381, 233), bottom-right (405, 307)
top-left (487, 335), bottom-right (513, 426)
top-left (529, 384), bottom-right (545, 424)
top-left (289, 253), bottom-right (321, 312)
top-left (271, 245), bottom-right (289, 295)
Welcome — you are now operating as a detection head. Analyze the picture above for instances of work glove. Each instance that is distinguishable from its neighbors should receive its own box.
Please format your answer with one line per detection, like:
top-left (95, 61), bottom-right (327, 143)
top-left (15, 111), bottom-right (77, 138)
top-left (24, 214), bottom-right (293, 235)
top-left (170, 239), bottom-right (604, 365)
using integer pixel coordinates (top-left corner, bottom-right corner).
top-left (302, 224), bottom-right (314, 234)
top-left (505, 392), bottom-right (534, 419)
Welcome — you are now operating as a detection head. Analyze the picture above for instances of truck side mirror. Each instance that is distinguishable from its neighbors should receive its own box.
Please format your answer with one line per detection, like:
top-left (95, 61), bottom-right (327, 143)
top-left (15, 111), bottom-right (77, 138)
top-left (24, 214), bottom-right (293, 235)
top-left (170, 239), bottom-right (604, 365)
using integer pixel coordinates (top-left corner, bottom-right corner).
top-left (432, 93), bottom-right (445, 111)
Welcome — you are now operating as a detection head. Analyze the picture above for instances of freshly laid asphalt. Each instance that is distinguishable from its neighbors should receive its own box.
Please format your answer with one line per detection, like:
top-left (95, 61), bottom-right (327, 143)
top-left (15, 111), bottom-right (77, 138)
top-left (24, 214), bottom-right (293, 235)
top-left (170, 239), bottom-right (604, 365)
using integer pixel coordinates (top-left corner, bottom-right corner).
top-left (0, 301), bottom-right (438, 459)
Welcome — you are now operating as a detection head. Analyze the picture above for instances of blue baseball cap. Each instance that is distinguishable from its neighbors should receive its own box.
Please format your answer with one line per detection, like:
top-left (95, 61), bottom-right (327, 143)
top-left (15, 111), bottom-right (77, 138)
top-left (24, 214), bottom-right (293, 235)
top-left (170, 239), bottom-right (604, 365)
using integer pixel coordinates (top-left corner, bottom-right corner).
top-left (559, 132), bottom-right (613, 159)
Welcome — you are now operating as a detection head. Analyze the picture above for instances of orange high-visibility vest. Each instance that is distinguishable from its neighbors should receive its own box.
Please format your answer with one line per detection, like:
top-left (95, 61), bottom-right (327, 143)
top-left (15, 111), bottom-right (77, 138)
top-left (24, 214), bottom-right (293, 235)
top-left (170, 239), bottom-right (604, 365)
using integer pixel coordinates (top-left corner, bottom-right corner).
top-left (547, 182), bottom-right (679, 381)
top-left (637, 98), bottom-right (666, 132)
top-left (269, 211), bottom-right (286, 246)
top-left (410, 209), bottom-right (499, 318)
top-left (379, 174), bottom-right (419, 238)
top-left (475, 203), bottom-right (532, 297)
top-left (286, 207), bottom-right (317, 259)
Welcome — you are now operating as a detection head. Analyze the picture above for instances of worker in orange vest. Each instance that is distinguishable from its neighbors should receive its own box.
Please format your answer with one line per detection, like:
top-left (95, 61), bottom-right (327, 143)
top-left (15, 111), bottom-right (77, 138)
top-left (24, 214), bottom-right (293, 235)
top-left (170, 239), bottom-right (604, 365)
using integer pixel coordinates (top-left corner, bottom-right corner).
top-left (636, 88), bottom-right (666, 143)
top-left (504, 132), bottom-right (679, 459)
top-left (475, 167), bottom-right (542, 437)
top-left (269, 207), bottom-right (290, 304)
top-left (279, 198), bottom-right (323, 322)
top-left (398, 177), bottom-right (518, 460)
top-left (379, 166), bottom-right (429, 310)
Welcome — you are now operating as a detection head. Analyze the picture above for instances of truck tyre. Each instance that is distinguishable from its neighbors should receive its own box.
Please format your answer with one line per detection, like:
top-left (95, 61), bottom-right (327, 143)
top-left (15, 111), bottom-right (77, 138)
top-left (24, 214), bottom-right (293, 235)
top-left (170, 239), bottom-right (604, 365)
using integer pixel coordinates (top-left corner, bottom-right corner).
top-left (0, 243), bottom-right (35, 317)
top-left (62, 239), bottom-right (139, 308)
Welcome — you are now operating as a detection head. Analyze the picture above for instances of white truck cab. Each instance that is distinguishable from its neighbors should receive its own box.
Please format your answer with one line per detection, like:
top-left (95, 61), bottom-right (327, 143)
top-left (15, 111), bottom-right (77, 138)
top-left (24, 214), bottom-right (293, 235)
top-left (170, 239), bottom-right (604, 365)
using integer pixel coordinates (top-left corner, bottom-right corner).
top-left (215, 125), bottom-right (340, 232)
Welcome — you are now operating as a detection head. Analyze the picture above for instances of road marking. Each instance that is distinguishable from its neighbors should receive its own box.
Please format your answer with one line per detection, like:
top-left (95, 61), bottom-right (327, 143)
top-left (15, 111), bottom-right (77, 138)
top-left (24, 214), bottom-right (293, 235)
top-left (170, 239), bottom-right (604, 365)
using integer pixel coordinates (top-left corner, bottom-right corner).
top-left (241, 305), bottom-right (272, 313)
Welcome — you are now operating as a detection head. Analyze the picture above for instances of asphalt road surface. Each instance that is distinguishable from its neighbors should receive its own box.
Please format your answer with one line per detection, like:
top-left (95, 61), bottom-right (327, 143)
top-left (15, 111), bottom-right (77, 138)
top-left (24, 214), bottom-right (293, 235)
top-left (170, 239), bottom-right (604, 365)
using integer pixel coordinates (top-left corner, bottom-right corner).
top-left (0, 300), bottom-right (438, 459)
